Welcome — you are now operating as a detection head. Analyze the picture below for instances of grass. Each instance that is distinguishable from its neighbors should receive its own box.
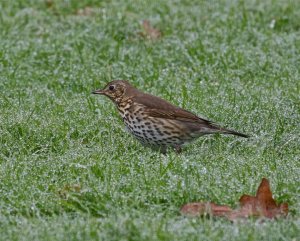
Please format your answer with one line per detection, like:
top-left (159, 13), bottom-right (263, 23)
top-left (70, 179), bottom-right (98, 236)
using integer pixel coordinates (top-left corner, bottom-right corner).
top-left (0, 0), bottom-right (299, 240)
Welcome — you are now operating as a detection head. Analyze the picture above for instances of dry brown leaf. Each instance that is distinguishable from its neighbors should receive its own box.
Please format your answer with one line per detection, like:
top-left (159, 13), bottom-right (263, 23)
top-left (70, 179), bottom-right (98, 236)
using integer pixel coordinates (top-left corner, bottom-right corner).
top-left (228, 178), bottom-right (289, 220)
top-left (180, 178), bottom-right (289, 220)
top-left (140, 20), bottom-right (162, 40)
top-left (76, 7), bottom-right (95, 16)
top-left (180, 202), bottom-right (232, 217)
top-left (58, 184), bottom-right (82, 199)
top-left (45, 0), bottom-right (54, 8)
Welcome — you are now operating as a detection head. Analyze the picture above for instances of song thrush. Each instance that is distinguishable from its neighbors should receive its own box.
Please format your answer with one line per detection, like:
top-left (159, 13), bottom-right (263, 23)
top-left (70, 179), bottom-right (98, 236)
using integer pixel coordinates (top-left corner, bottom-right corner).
top-left (92, 80), bottom-right (248, 153)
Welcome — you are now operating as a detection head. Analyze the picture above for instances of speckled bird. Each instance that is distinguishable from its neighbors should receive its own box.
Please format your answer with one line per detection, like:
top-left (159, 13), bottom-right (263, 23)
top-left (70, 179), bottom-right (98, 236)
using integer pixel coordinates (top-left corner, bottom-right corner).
top-left (92, 80), bottom-right (248, 153)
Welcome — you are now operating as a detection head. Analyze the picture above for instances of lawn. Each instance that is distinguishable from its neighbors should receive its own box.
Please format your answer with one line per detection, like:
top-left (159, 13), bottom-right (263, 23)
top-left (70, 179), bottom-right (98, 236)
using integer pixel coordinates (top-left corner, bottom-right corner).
top-left (0, 0), bottom-right (299, 240)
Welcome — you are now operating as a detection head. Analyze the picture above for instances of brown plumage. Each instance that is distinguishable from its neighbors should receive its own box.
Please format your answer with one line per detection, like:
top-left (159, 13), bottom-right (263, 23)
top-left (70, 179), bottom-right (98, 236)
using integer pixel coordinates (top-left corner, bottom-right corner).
top-left (92, 80), bottom-right (248, 153)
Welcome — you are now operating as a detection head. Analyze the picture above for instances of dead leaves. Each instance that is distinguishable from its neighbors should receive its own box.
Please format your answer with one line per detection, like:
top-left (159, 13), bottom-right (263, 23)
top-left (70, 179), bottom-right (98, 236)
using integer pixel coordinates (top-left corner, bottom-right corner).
top-left (229, 178), bottom-right (289, 219)
top-left (139, 20), bottom-right (162, 40)
top-left (58, 184), bottom-right (82, 199)
top-left (45, 0), bottom-right (54, 8)
top-left (76, 7), bottom-right (96, 16)
top-left (180, 202), bottom-right (232, 217)
top-left (180, 178), bottom-right (289, 220)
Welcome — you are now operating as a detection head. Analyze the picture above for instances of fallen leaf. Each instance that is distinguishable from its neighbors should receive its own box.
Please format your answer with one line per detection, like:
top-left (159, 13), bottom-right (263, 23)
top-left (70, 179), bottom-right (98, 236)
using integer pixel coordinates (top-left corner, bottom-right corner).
top-left (76, 7), bottom-right (95, 16)
top-left (58, 184), bottom-right (82, 199)
top-left (139, 20), bottom-right (162, 40)
top-left (45, 0), bottom-right (54, 8)
top-left (228, 178), bottom-right (289, 220)
top-left (180, 202), bottom-right (232, 217)
top-left (180, 178), bottom-right (289, 220)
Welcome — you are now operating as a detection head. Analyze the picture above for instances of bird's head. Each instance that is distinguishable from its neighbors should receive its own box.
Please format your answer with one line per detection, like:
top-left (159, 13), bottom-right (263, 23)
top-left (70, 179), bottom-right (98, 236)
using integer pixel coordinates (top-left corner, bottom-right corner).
top-left (92, 80), bottom-right (132, 104)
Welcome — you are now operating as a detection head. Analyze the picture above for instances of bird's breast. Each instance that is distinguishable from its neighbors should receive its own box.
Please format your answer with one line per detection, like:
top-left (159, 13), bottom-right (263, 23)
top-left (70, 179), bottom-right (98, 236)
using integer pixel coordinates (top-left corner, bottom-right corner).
top-left (117, 105), bottom-right (187, 146)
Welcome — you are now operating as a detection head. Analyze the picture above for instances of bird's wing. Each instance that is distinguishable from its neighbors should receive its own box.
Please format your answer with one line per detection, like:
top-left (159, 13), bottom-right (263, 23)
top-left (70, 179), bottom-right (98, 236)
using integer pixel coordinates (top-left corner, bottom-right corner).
top-left (146, 108), bottom-right (212, 123)
top-left (131, 93), bottom-right (248, 137)
top-left (134, 93), bottom-right (214, 125)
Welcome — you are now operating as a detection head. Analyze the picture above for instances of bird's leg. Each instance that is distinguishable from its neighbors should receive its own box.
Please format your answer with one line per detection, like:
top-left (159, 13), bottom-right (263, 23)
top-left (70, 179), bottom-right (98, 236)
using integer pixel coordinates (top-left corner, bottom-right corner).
top-left (159, 146), bottom-right (167, 155)
top-left (174, 145), bottom-right (182, 154)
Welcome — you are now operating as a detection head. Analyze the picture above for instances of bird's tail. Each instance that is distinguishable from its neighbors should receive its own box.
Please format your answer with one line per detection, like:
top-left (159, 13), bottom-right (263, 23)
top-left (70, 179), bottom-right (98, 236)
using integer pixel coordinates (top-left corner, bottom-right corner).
top-left (191, 118), bottom-right (249, 138)
top-left (220, 128), bottom-right (249, 138)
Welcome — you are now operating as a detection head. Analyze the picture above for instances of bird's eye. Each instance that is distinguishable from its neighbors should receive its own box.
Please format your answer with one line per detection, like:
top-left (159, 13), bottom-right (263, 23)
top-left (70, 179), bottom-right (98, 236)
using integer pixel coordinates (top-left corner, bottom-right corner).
top-left (109, 85), bottom-right (115, 91)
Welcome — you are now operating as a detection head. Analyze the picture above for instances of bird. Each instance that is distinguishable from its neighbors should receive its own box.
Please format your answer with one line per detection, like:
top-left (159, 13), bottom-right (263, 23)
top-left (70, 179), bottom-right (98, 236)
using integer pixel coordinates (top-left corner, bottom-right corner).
top-left (92, 80), bottom-right (249, 153)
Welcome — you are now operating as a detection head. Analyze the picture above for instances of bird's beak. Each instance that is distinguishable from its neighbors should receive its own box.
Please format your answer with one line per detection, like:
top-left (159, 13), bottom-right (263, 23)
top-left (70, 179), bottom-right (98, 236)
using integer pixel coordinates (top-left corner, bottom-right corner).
top-left (92, 89), bottom-right (105, 95)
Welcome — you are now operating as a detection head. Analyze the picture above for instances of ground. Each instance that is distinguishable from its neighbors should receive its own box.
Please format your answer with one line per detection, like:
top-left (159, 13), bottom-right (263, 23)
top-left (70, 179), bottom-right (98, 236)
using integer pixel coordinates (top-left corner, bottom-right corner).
top-left (0, 0), bottom-right (299, 240)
